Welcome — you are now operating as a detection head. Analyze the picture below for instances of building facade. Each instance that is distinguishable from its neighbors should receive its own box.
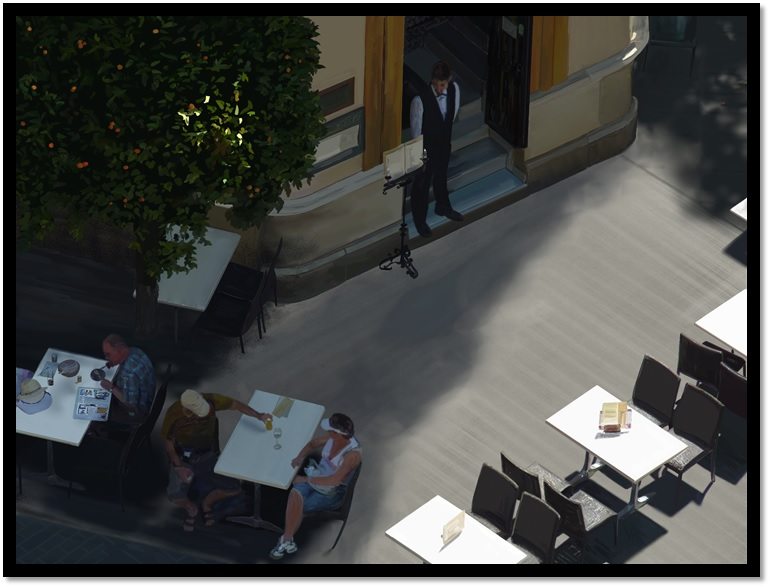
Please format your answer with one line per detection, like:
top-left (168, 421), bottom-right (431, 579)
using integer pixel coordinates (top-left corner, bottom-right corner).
top-left (211, 16), bottom-right (650, 300)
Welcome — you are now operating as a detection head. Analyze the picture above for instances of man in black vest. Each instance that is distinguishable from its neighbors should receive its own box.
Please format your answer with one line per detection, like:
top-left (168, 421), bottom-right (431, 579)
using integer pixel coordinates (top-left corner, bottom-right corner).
top-left (409, 61), bottom-right (464, 238)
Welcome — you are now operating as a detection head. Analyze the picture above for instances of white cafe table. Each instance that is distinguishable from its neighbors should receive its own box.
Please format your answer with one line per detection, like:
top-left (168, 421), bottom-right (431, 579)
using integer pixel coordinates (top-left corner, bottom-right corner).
top-left (546, 386), bottom-right (687, 522)
top-left (695, 288), bottom-right (747, 358)
top-left (730, 198), bottom-right (747, 223)
top-left (147, 225), bottom-right (241, 342)
top-left (214, 390), bottom-right (325, 532)
top-left (16, 348), bottom-right (117, 483)
top-left (386, 495), bottom-right (528, 564)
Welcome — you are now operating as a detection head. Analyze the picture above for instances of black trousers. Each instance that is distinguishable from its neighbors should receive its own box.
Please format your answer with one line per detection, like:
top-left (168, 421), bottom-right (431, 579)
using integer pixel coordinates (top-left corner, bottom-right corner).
top-left (410, 143), bottom-right (452, 226)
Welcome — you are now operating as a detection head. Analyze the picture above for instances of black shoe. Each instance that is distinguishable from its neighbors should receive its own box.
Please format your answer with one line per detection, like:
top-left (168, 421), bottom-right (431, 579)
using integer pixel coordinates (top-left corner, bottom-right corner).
top-left (416, 222), bottom-right (432, 237)
top-left (435, 207), bottom-right (464, 221)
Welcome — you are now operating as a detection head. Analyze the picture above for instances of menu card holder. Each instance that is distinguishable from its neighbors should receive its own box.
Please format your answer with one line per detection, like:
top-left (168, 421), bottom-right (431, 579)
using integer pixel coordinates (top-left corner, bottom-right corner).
top-left (441, 510), bottom-right (465, 546)
top-left (273, 396), bottom-right (294, 418)
top-left (599, 401), bottom-right (631, 432)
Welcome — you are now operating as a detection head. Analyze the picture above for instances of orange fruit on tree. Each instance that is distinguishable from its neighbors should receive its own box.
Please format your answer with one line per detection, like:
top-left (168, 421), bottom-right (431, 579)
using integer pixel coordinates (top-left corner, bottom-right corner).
top-left (70, 85), bottom-right (77, 93)
top-left (20, 121), bottom-right (27, 127)
top-left (122, 164), bottom-right (129, 171)
top-left (76, 162), bottom-right (83, 169)
top-left (116, 64), bottom-right (124, 71)
top-left (48, 142), bottom-right (55, 149)
top-left (115, 128), bottom-right (121, 134)
top-left (152, 28), bottom-right (159, 34)
top-left (31, 84), bottom-right (38, 91)
top-left (133, 147), bottom-right (141, 155)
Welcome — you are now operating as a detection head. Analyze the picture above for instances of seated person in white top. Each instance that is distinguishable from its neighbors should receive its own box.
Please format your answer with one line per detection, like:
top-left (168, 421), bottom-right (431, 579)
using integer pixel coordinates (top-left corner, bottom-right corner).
top-left (269, 413), bottom-right (362, 560)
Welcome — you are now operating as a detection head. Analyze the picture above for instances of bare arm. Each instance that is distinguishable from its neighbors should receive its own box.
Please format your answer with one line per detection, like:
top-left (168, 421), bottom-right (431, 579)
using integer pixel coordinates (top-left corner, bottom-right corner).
top-left (294, 450), bottom-right (361, 486)
top-left (230, 399), bottom-right (271, 422)
top-left (290, 434), bottom-right (330, 469)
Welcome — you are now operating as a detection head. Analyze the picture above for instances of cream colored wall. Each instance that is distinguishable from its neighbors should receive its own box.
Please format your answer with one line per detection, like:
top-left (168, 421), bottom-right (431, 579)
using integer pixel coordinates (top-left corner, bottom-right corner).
top-left (309, 16), bottom-right (366, 121)
top-left (568, 16), bottom-right (630, 76)
top-left (524, 65), bottom-right (632, 161)
top-left (262, 177), bottom-right (401, 268)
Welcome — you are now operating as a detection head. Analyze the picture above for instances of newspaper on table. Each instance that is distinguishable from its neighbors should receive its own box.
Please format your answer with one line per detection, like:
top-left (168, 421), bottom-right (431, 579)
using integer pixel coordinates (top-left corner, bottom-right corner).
top-left (73, 386), bottom-right (112, 421)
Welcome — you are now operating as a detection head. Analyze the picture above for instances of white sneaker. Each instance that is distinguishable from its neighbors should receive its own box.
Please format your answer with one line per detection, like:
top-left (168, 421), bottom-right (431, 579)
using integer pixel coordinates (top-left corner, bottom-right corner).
top-left (269, 538), bottom-right (298, 560)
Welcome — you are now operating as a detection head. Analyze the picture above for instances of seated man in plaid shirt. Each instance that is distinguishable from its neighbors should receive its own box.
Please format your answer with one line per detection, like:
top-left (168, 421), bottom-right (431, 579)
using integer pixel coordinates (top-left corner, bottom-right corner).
top-left (99, 333), bottom-right (156, 425)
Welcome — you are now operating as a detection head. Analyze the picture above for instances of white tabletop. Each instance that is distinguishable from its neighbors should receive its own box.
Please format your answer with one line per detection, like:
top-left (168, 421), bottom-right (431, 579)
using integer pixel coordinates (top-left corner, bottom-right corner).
top-left (730, 198), bottom-right (747, 222)
top-left (385, 495), bottom-right (527, 564)
top-left (16, 348), bottom-right (118, 446)
top-left (214, 390), bottom-right (325, 490)
top-left (696, 289), bottom-right (747, 358)
top-left (154, 225), bottom-right (241, 311)
top-left (546, 386), bottom-right (687, 484)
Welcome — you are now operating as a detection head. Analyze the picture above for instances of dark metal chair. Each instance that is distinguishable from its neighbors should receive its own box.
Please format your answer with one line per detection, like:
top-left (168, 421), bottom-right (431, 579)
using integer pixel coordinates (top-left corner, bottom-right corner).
top-left (543, 481), bottom-right (617, 561)
top-left (470, 463), bottom-right (520, 539)
top-left (677, 333), bottom-right (722, 394)
top-left (664, 383), bottom-right (724, 506)
top-left (302, 462), bottom-right (362, 551)
top-left (500, 452), bottom-right (569, 500)
top-left (216, 237), bottom-right (283, 305)
top-left (54, 366), bottom-right (172, 510)
top-left (702, 340), bottom-right (746, 376)
top-left (196, 277), bottom-right (268, 353)
top-left (628, 355), bottom-right (681, 428)
top-left (714, 362), bottom-right (747, 419)
top-left (257, 237), bottom-right (284, 336)
top-left (510, 492), bottom-right (561, 564)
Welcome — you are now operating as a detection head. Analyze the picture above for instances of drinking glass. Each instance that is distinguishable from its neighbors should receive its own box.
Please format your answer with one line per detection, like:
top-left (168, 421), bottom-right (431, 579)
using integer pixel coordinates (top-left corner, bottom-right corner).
top-left (273, 427), bottom-right (283, 450)
top-left (51, 352), bottom-right (58, 363)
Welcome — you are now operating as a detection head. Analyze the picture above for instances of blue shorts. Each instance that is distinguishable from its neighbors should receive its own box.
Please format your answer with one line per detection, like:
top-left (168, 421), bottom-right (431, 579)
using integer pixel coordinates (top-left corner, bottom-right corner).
top-left (292, 482), bottom-right (345, 513)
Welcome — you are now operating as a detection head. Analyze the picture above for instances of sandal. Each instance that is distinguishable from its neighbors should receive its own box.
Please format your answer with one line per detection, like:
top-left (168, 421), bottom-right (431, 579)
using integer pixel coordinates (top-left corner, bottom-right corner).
top-left (203, 510), bottom-right (216, 527)
top-left (183, 506), bottom-right (198, 532)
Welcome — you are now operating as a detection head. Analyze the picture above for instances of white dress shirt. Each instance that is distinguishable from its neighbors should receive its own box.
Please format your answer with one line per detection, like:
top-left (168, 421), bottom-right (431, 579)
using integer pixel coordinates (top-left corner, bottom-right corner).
top-left (410, 81), bottom-right (461, 140)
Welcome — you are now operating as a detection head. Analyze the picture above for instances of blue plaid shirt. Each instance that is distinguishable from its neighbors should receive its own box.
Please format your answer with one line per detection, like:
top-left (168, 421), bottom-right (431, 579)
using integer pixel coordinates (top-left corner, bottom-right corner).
top-left (115, 347), bottom-right (155, 415)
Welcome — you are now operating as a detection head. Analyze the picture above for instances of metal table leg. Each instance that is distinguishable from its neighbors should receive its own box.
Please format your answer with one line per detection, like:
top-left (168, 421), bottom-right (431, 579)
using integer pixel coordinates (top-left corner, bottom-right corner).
top-left (568, 451), bottom-right (605, 486)
top-left (226, 484), bottom-right (283, 533)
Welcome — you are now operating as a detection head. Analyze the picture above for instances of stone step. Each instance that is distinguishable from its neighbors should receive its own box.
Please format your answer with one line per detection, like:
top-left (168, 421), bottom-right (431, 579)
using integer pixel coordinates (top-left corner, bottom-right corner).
top-left (446, 137), bottom-right (507, 193)
top-left (406, 168), bottom-right (525, 239)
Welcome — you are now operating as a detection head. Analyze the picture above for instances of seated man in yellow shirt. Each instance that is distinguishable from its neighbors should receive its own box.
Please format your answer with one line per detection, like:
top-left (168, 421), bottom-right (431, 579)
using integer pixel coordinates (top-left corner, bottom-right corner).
top-left (162, 389), bottom-right (272, 531)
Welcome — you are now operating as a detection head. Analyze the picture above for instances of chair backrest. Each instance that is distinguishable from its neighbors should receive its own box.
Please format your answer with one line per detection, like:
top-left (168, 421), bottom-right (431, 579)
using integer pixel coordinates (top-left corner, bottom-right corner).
top-left (261, 237), bottom-right (284, 303)
top-left (500, 452), bottom-right (542, 499)
top-left (543, 482), bottom-right (585, 538)
top-left (632, 355), bottom-right (681, 426)
top-left (333, 461), bottom-right (362, 519)
top-left (677, 334), bottom-right (722, 388)
top-left (121, 365), bottom-right (172, 473)
top-left (241, 281), bottom-right (270, 335)
top-left (717, 362), bottom-right (747, 419)
top-left (672, 383), bottom-right (724, 449)
top-left (511, 492), bottom-right (561, 564)
top-left (471, 463), bottom-right (520, 538)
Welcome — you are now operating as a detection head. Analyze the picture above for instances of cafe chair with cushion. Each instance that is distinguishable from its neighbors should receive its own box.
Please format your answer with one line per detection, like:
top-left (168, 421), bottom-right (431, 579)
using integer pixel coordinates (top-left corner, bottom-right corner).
top-left (470, 463), bottom-right (520, 539)
top-left (500, 453), bottom-right (570, 500)
top-left (302, 462), bottom-right (362, 551)
top-left (510, 492), bottom-right (561, 564)
top-left (628, 355), bottom-right (681, 428)
top-left (701, 340), bottom-right (746, 376)
top-left (664, 383), bottom-right (724, 506)
top-left (713, 362), bottom-right (747, 419)
top-left (196, 281), bottom-right (267, 354)
top-left (543, 481), bottom-right (617, 561)
top-left (677, 333), bottom-right (722, 394)
top-left (53, 366), bottom-right (172, 510)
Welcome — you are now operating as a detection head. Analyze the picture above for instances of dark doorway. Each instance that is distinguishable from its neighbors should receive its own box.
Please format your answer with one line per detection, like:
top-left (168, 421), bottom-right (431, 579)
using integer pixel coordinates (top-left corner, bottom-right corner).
top-left (485, 16), bottom-right (533, 148)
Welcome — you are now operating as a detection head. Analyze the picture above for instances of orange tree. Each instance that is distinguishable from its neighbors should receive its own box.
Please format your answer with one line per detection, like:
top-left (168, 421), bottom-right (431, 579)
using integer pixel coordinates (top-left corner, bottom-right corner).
top-left (16, 16), bottom-right (324, 336)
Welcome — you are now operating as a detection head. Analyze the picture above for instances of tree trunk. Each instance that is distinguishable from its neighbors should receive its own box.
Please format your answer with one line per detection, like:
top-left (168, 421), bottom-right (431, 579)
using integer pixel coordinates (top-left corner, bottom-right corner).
top-left (134, 225), bottom-right (161, 339)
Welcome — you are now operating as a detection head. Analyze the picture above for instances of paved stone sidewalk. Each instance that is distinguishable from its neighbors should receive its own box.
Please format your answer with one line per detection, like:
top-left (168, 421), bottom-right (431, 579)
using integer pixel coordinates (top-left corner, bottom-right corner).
top-left (16, 514), bottom-right (223, 565)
